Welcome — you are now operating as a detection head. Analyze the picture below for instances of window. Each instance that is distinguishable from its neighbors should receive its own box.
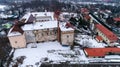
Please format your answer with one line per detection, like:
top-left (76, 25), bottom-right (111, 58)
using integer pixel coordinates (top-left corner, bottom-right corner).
top-left (41, 33), bottom-right (44, 36)
top-left (67, 35), bottom-right (69, 38)
top-left (54, 31), bottom-right (57, 35)
top-left (46, 32), bottom-right (49, 35)
top-left (15, 41), bottom-right (17, 44)
top-left (50, 31), bottom-right (53, 35)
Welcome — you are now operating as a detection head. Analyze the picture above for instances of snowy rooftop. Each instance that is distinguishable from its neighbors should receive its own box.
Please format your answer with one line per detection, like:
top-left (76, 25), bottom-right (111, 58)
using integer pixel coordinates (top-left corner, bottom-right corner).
top-left (22, 24), bottom-right (34, 31)
top-left (9, 12), bottom-right (74, 36)
top-left (34, 21), bottom-right (57, 30)
top-left (22, 21), bottom-right (74, 32)
top-left (60, 22), bottom-right (74, 32)
top-left (31, 12), bottom-right (55, 20)
top-left (8, 32), bottom-right (22, 37)
top-left (22, 21), bottom-right (58, 31)
top-left (20, 13), bottom-right (31, 23)
top-left (8, 27), bottom-right (22, 37)
top-left (61, 12), bottom-right (77, 17)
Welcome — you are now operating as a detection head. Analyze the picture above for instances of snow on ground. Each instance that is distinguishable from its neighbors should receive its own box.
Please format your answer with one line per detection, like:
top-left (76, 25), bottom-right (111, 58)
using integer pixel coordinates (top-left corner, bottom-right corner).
top-left (13, 41), bottom-right (68, 66)
top-left (105, 55), bottom-right (120, 59)
top-left (11, 41), bottom-right (88, 67)
top-left (75, 35), bottom-right (107, 48)
top-left (10, 40), bottom-right (119, 67)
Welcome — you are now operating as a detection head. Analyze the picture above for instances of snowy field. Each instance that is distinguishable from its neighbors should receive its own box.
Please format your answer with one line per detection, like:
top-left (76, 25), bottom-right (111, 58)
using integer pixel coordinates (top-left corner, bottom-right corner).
top-left (10, 41), bottom-right (88, 67)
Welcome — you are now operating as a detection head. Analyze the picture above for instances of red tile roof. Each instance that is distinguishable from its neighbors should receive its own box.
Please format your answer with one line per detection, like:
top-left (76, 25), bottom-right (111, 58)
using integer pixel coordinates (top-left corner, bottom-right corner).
top-left (65, 22), bottom-right (74, 29)
top-left (95, 24), bottom-right (118, 42)
top-left (84, 48), bottom-right (120, 57)
top-left (96, 36), bottom-right (103, 41)
top-left (84, 15), bottom-right (91, 20)
top-left (114, 18), bottom-right (120, 22)
top-left (11, 25), bottom-right (24, 34)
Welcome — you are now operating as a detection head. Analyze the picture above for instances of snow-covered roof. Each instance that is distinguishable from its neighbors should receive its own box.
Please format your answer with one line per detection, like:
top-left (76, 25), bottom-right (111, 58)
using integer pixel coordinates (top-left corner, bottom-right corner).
top-left (8, 32), bottom-right (22, 37)
top-left (61, 12), bottom-right (77, 17)
top-left (31, 12), bottom-right (55, 20)
top-left (22, 20), bottom-right (74, 32)
top-left (22, 24), bottom-right (34, 31)
top-left (22, 21), bottom-right (58, 31)
top-left (60, 22), bottom-right (74, 32)
top-left (34, 21), bottom-right (57, 30)
top-left (8, 27), bottom-right (22, 37)
top-left (20, 13), bottom-right (31, 23)
top-left (20, 12), bottom-right (55, 23)
top-left (8, 25), bottom-right (24, 37)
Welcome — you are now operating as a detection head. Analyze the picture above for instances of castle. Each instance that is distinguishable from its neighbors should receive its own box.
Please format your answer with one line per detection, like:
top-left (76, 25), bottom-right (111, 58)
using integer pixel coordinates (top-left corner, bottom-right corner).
top-left (8, 12), bottom-right (75, 48)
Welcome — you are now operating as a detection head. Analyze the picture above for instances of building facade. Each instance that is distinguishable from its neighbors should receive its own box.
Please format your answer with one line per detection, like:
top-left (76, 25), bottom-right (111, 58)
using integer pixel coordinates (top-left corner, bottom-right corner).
top-left (24, 30), bottom-right (36, 43)
top-left (95, 24), bottom-right (118, 46)
top-left (34, 28), bottom-right (57, 42)
top-left (8, 33), bottom-right (26, 48)
top-left (61, 30), bottom-right (74, 45)
top-left (8, 25), bottom-right (26, 48)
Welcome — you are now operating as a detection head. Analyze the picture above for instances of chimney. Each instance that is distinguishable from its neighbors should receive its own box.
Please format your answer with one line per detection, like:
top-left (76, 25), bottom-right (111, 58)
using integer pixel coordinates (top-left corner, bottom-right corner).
top-left (54, 10), bottom-right (61, 42)
top-left (57, 20), bottom-right (60, 42)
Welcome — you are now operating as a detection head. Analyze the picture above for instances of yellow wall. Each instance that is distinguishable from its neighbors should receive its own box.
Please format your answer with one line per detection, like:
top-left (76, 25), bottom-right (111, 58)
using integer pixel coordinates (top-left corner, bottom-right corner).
top-left (8, 33), bottom-right (26, 48)
top-left (61, 31), bottom-right (74, 45)
top-left (35, 28), bottom-right (57, 42)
